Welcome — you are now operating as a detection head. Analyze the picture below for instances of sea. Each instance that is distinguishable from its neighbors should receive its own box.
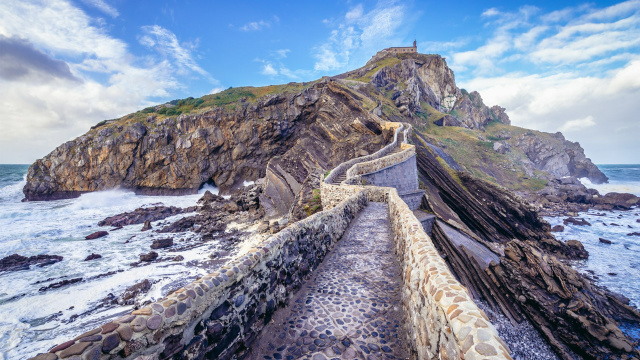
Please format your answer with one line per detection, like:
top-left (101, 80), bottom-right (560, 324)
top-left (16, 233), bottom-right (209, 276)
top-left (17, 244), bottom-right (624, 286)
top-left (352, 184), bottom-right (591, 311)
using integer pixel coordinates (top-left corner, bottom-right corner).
top-left (0, 164), bottom-right (639, 358)
top-left (0, 165), bottom-right (230, 359)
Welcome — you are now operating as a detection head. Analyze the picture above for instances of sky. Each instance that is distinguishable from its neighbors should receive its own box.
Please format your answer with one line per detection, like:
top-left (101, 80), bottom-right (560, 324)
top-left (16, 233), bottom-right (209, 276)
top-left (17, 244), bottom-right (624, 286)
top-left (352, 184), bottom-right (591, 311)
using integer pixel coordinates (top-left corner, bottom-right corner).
top-left (0, 0), bottom-right (639, 164)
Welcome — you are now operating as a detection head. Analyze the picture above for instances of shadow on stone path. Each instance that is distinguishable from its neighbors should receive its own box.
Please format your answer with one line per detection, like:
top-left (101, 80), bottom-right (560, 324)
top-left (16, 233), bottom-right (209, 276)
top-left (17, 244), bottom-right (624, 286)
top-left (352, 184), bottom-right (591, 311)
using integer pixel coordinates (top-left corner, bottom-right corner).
top-left (251, 202), bottom-right (409, 360)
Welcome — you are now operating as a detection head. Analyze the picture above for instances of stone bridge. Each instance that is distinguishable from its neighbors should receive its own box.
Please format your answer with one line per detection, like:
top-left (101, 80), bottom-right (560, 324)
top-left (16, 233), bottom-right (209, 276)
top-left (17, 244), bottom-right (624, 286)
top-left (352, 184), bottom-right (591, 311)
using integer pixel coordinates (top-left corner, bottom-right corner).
top-left (31, 123), bottom-right (511, 360)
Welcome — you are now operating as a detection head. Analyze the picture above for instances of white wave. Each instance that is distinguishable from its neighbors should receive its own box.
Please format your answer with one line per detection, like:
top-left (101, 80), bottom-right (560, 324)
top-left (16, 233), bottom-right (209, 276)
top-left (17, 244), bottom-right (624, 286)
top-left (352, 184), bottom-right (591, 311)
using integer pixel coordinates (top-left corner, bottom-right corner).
top-left (198, 183), bottom-right (219, 195)
top-left (579, 177), bottom-right (640, 197)
top-left (0, 180), bottom-right (26, 202)
top-left (243, 180), bottom-right (255, 187)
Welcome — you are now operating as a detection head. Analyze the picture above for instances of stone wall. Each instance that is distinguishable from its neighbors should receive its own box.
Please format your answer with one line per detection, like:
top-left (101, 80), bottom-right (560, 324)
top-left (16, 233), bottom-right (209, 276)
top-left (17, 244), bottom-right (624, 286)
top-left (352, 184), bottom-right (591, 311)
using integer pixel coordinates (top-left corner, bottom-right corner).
top-left (324, 123), bottom-right (404, 184)
top-left (320, 119), bottom-right (511, 360)
top-left (346, 143), bottom-right (414, 180)
top-left (387, 189), bottom-right (511, 360)
top-left (31, 191), bottom-right (369, 360)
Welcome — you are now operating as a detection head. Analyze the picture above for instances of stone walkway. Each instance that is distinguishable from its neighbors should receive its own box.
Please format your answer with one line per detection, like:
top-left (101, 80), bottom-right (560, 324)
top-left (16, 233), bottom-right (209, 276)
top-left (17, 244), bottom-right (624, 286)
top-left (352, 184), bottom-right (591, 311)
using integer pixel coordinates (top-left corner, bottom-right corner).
top-left (251, 202), bottom-right (410, 360)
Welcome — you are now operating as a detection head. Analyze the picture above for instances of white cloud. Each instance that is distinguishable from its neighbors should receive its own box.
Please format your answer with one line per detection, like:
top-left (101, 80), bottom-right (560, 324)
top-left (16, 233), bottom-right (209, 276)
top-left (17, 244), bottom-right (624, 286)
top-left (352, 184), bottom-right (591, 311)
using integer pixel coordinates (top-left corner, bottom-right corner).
top-left (139, 25), bottom-right (210, 77)
top-left (313, 1), bottom-right (407, 72)
top-left (558, 116), bottom-right (596, 132)
top-left (451, 2), bottom-right (640, 163)
top-left (346, 4), bottom-right (364, 22)
top-left (482, 8), bottom-right (501, 17)
top-left (240, 20), bottom-right (270, 32)
top-left (80, 0), bottom-right (118, 17)
top-left (0, 0), bottom-right (212, 163)
top-left (261, 63), bottom-right (278, 76)
top-left (275, 49), bottom-right (290, 58)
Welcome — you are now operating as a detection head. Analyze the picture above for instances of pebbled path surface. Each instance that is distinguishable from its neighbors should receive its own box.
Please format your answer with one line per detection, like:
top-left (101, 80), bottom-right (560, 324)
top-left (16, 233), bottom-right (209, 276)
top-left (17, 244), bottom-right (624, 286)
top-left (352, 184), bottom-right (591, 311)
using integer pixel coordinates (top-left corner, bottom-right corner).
top-left (251, 202), bottom-right (409, 360)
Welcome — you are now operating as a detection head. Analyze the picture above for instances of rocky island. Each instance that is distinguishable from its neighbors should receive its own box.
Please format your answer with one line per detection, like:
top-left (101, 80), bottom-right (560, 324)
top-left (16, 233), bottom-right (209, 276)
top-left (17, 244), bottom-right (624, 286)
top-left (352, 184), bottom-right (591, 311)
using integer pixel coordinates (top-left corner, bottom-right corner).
top-left (21, 50), bottom-right (640, 360)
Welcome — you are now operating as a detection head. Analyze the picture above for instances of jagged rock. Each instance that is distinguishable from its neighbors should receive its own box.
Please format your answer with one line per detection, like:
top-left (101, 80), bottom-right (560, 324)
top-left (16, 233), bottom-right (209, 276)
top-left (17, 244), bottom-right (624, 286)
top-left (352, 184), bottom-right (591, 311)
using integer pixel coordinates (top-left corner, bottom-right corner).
top-left (288, 168), bottom-right (323, 223)
top-left (85, 231), bottom-right (108, 240)
top-left (565, 240), bottom-right (589, 259)
top-left (595, 192), bottom-right (640, 210)
top-left (514, 132), bottom-right (608, 184)
top-left (414, 137), bottom-right (639, 359)
top-left (141, 221), bottom-right (152, 231)
top-left (139, 251), bottom-right (158, 262)
top-left (22, 81), bottom-right (389, 203)
top-left (490, 105), bottom-right (511, 125)
top-left (98, 206), bottom-right (195, 227)
top-left (150, 238), bottom-right (173, 249)
top-left (39, 278), bottom-right (82, 292)
top-left (0, 254), bottom-right (63, 272)
top-left (492, 240), bottom-right (639, 359)
top-left (492, 141), bottom-right (510, 154)
top-left (433, 114), bottom-right (462, 127)
top-left (117, 279), bottom-right (152, 305)
top-left (84, 253), bottom-right (102, 261)
top-left (563, 217), bottom-right (591, 226)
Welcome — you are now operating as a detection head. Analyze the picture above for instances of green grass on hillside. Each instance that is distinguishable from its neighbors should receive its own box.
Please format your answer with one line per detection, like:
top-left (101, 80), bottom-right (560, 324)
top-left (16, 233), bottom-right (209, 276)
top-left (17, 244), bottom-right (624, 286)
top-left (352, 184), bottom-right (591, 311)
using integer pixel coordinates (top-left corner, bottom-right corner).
top-left (415, 118), bottom-right (549, 192)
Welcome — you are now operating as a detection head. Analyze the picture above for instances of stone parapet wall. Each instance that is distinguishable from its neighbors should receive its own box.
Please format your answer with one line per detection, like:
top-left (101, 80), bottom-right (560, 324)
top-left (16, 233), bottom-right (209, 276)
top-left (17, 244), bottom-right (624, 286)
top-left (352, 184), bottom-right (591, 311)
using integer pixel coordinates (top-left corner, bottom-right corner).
top-left (32, 191), bottom-right (369, 360)
top-left (387, 189), bottom-right (511, 360)
top-left (324, 122), bottom-right (404, 184)
top-left (345, 144), bottom-right (415, 181)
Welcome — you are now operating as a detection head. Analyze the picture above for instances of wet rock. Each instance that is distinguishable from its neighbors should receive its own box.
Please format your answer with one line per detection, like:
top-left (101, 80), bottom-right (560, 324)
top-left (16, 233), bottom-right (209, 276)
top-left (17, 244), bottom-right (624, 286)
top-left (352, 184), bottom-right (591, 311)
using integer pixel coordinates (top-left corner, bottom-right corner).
top-left (595, 192), bottom-right (640, 210)
top-left (0, 254), bottom-right (63, 272)
top-left (141, 220), bottom-right (152, 231)
top-left (565, 240), bottom-right (589, 259)
top-left (563, 217), bottom-right (591, 226)
top-left (599, 238), bottom-right (613, 244)
top-left (551, 225), bottom-right (564, 232)
top-left (118, 279), bottom-right (152, 305)
top-left (84, 253), bottom-right (102, 261)
top-left (172, 255), bottom-right (184, 262)
top-left (39, 277), bottom-right (82, 292)
top-left (98, 205), bottom-right (195, 227)
top-left (85, 231), bottom-right (108, 240)
top-left (150, 238), bottom-right (173, 249)
top-left (627, 232), bottom-right (640, 237)
top-left (139, 251), bottom-right (158, 262)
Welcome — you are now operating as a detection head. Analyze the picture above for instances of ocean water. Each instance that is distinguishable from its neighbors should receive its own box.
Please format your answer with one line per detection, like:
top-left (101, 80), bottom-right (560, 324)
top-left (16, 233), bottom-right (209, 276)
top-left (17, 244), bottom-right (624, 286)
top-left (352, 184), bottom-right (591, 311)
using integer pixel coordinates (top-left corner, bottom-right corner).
top-left (0, 165), bottom-right (230, 359)
top-left (550, 164), bottom-right (640, 308)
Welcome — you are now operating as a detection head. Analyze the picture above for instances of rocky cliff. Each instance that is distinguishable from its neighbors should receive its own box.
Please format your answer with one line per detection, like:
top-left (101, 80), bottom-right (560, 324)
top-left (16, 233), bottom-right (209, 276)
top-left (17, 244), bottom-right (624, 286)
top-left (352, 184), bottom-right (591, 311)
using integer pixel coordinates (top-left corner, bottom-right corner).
top-left (23, 81), bottom-right (390, 203)
top-left (24, 52), bottom-right (606, 202)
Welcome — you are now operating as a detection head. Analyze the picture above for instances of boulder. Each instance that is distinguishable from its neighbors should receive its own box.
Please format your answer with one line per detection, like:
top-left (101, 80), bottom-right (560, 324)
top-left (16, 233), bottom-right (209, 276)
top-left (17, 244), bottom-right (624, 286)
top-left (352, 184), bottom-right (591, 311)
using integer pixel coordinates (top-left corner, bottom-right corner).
top-left (99, 205), bottom-right (194, 227)
top-left (150, 238), bottom-right (173, 249)
top-left (85, 231), bottom-right (108, 240)
top-left (433, 115), bottom-right (462, 127)
top-left (565, 240), bottom-right (589, 259)
top-left (551, 225), bottom-right (564, 232)
top-left (563, 217), bottom-right (591, 226)
top-left (599, 238), bottom-right (613, 244)
top-left (595, 192), bottom-right (640, 210)
top-left (84, 253), bottom-right (102, 261)
top-left (141, 221), bottom-right (152, 231)
top-left (0, 254), bottom-right (63, 272)
top-left (627, 232), bottom-right (640, 237)
top-left (117, 279), bottom-right (152, 305)
top-left (139, 251), bottom-right (158, 262)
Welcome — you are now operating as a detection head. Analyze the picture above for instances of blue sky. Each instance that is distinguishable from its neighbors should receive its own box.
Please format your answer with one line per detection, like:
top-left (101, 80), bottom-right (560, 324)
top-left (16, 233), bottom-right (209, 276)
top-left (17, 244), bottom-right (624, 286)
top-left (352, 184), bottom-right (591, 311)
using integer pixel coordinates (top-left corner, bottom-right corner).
top-left (1, 0), bottom-right (639, 164)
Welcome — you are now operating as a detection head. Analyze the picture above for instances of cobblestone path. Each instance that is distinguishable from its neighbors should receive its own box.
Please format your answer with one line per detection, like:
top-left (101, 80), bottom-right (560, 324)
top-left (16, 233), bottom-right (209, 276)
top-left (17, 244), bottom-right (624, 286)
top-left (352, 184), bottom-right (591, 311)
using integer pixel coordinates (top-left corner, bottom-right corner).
top-left (251, 202), bottom-right (409, 360)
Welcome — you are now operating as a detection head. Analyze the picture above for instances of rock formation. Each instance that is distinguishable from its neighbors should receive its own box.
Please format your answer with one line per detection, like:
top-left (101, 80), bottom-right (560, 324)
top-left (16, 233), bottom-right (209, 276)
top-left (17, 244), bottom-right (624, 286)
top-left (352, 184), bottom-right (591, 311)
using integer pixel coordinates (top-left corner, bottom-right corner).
top-left (22, 49), bottom-right (636, 359)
